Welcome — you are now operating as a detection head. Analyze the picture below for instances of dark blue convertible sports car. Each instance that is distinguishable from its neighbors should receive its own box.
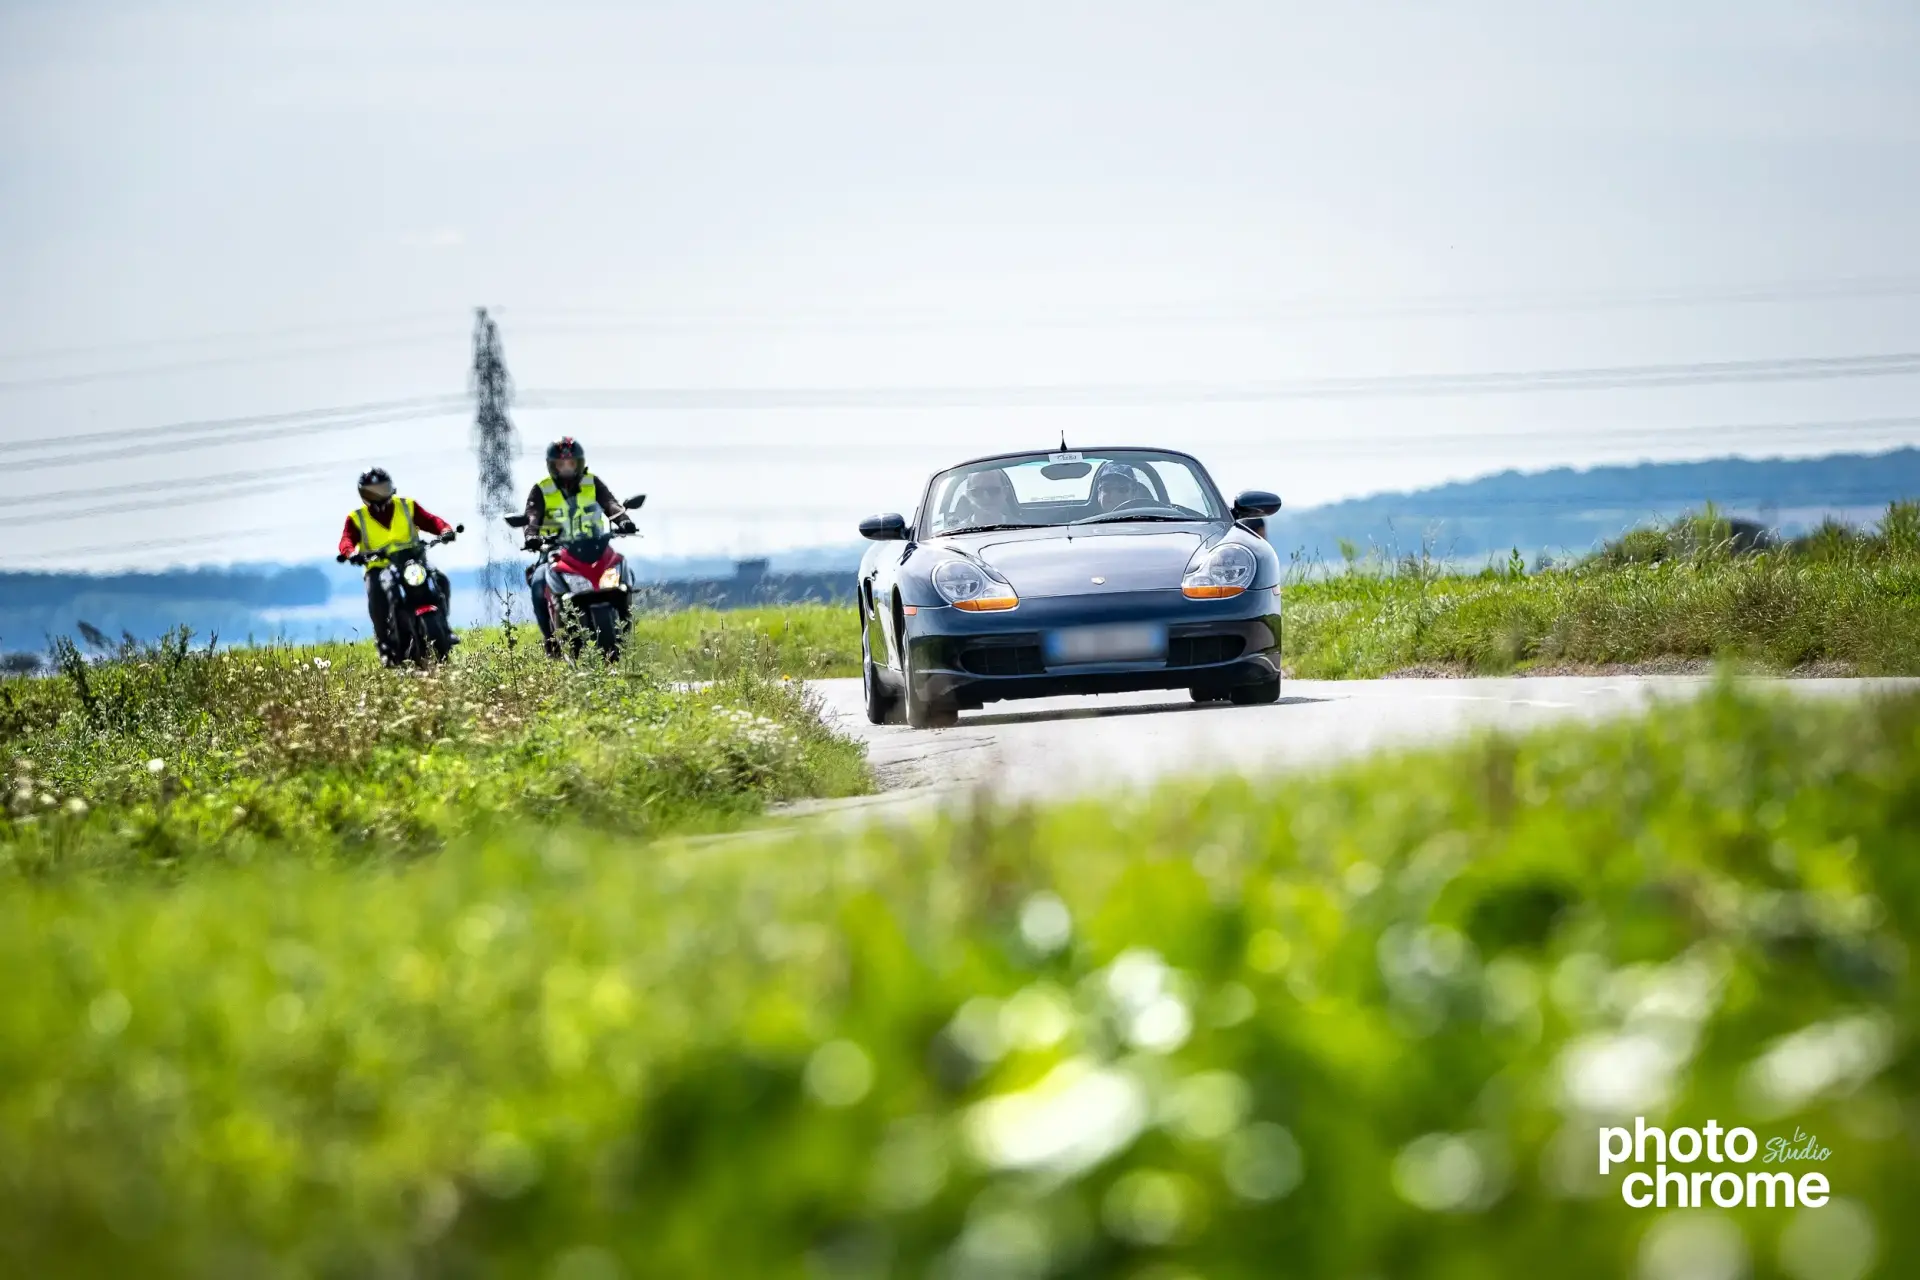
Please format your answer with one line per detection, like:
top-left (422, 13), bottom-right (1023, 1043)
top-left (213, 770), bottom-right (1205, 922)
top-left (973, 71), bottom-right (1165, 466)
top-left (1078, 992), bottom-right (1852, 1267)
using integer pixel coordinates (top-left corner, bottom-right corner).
top-left (856, 446), bottom-right (1284, 727)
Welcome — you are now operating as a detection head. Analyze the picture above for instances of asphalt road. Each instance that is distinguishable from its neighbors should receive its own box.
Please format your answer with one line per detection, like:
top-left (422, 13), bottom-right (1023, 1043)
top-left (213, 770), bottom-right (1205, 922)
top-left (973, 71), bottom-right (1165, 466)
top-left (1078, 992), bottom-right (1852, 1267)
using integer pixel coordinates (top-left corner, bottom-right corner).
top-left (806, 675), bottom-right (1916, 807)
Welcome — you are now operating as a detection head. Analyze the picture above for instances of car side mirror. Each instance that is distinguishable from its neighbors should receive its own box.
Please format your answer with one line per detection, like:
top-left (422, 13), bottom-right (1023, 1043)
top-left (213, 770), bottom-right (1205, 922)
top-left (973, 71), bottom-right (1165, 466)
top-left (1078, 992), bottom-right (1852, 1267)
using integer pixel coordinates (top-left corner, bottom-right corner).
top-left (625, 494), bottom-right (647, 510)
top-left (504, 514), bottom-right (529, 529)
top-left (1232, 490), bottom-right (1282, 519)
top-left (860, 512), bottom-right (909, 541)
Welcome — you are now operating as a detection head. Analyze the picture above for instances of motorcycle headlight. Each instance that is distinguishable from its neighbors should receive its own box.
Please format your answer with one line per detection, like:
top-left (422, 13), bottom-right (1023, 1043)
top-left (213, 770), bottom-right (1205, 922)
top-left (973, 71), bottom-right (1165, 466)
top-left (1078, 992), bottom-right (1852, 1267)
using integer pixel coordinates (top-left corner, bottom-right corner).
top-left (932, 558), bottom-right (1018, 611)
top-left (401, 562), bottom-right (428, 587)
top-left (1182, 543), bottom-right (1257, 599)
top-left (598, 568), bottom-right (621, 589)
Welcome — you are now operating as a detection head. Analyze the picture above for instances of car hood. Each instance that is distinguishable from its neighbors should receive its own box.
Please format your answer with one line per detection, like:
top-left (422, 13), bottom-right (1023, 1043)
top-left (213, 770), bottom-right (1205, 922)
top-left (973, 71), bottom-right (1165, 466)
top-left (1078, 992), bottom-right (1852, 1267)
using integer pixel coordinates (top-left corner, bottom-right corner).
top-left (939, 521), bottom-right (1219, 596)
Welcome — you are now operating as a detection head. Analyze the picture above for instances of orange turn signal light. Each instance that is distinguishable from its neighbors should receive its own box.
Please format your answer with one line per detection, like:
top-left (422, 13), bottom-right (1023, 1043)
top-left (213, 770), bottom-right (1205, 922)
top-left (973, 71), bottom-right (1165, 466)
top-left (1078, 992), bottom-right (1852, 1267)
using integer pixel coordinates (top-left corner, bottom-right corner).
top-left (1182, 584), bottom-right (1245, 599)
top-left (953, 594), bottom-right (1020, 612)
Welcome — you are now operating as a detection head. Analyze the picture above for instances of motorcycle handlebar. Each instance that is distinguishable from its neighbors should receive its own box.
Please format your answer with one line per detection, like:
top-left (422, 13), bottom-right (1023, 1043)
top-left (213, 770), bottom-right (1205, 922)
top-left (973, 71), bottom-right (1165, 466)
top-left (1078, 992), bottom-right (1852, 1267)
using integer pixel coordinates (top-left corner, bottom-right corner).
top-left (338, 524), bottom-right (464, 567)
top-left (522, 528), bottom-right (639, 551)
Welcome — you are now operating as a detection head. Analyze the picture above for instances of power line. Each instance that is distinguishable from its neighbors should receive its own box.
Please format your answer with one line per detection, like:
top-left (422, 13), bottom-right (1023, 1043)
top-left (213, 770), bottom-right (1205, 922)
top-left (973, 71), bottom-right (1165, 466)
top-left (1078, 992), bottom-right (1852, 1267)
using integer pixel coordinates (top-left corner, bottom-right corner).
top-left (7, 272), bottom-right (1916, 372)
top-left (8, 412), bottom-right (1916, 512)
top-left (9, 347), bottom-right (1916, 463)
top-left (0, 477), bottom-right (353, 530)
top-left (514, 351), bottom-right (1920, 411)
top-left (579, 414), bottom-right (1920, 457)
top-left (2, 461), bottom-right (342, 510)
top-left (496, 272), bottom-right (1920, 332)
top-left (0, 405), bottom-right (469, 471)
top-left (7, 524), bottom-right (296, 565)
top-left (0, 449), bottom-right (459, 511)
top-left (0, 395), bottom-right (468, 456)
top-left (0, 313), bottom-right (460, 367)
top-left (0, 333), bottom-right (467, 394)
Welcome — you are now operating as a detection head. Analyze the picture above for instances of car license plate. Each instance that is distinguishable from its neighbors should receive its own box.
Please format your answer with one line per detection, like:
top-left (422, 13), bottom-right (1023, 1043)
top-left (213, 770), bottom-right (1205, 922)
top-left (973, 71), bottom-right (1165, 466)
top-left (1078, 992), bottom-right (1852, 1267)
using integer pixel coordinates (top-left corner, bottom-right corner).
top-left (1044, 623), bottom-right (1167, 665)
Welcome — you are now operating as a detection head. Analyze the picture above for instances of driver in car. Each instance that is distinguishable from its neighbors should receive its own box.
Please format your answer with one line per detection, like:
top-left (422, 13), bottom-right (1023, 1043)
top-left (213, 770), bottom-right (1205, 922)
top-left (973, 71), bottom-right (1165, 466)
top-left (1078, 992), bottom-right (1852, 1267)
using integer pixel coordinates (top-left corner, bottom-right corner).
top-left (1092, 463), bottom-right (1151, 513)
top-left (950, 469), bottom-right (1021, 528)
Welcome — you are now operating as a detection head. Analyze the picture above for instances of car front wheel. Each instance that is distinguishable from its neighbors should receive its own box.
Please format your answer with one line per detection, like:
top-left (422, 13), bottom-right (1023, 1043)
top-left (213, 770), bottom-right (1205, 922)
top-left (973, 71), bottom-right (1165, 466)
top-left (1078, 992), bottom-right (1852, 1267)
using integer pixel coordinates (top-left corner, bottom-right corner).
top-left (901, 637), bottom-right (958, 729)
top-left (862, 623), bottom-right (900, 725)
top-left (1229, 672), bottom-right (1281, 705)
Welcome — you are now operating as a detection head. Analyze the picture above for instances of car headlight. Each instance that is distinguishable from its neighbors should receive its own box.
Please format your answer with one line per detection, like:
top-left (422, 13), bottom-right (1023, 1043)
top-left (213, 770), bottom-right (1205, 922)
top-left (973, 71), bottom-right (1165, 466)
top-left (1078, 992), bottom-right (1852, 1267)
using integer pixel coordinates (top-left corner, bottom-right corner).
top-left (1182, 542), bottom-right (1257, 598)
top-left (932, 558), bottom-right (1019, 611)
top-left (401, 562), bottom-right (428, 587)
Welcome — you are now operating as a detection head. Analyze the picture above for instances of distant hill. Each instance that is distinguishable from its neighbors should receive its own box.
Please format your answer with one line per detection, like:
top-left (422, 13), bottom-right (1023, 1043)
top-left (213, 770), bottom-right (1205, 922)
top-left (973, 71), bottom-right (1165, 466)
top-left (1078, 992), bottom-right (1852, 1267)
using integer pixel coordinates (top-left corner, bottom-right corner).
top-left (1264, 447), bottom-right (1920, 565)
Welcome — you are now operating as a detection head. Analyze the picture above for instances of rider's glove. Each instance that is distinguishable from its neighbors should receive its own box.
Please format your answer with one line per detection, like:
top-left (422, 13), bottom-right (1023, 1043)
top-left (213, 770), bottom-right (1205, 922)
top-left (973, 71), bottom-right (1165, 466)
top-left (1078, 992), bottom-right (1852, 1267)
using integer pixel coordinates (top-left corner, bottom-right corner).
top-left (523, 538), bottom-right (542, 553)
top-left (612, 516), bottom-right (637, 535)
top-left (441, 528), bottom-right (457, 544)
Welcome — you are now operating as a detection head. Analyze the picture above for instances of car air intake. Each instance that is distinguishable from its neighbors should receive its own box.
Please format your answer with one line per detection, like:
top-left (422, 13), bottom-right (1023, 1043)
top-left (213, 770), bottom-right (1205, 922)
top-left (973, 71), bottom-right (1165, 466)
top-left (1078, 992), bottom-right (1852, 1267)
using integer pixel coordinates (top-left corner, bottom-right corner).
top-left (960, 644), bottom-right (1047, 676)
top-left (1168, 634), bottom-right (1246, 667)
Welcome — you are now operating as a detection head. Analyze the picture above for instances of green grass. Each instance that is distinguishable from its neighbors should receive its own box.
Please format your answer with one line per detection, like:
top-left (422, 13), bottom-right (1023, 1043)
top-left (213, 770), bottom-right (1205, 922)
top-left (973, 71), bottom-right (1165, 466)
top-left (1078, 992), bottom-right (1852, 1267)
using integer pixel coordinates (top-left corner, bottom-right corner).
top-left (1283, 502), bottom-right (1920, 677)
top-left (616, 604), bottom-right (862, 680)
top-left (1, 620), bottom-right (868, 878)
top-left (3, 683), bottom-right (1915, 1276)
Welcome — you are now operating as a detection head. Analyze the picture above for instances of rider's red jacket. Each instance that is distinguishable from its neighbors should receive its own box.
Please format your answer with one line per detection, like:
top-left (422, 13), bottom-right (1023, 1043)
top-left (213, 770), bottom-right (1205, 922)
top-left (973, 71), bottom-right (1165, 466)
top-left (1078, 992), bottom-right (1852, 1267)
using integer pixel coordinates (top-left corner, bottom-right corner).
top-left (337, 500), bottom-right (454, 558)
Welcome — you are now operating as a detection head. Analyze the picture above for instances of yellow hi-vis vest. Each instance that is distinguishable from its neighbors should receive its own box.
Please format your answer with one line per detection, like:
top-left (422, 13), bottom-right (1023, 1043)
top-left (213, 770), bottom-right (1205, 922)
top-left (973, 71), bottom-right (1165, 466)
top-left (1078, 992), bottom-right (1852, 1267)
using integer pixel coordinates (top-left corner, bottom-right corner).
top-left (352, 497), bottom-right (422, 570)
top-left (538, 472), bottom-right (607, 539)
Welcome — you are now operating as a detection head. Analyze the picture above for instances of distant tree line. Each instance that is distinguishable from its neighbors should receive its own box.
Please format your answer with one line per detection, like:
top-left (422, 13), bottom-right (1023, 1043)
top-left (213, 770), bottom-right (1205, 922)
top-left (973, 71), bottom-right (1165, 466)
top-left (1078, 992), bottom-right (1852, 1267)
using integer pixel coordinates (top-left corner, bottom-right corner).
top-left (0, 566), bottom-right (329, 609)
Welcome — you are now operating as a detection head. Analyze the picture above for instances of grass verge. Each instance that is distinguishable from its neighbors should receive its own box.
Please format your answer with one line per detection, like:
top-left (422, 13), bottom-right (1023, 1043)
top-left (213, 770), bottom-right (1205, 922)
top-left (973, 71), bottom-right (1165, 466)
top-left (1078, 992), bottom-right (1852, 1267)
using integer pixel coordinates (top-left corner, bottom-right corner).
top-left (1288, 502), bottom-right (1920, 677)
top-left (1, 623), bottom-right (867, 878)
top-left (615, 604), bottom-right (863, 680)
top-left (2, 683), bottom-right (1914, 1275)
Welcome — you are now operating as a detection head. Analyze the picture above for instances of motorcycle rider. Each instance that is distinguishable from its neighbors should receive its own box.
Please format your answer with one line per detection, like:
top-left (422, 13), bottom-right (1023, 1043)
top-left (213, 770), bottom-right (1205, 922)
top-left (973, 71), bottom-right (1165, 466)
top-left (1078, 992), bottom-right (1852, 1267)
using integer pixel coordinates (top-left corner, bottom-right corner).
top-left (522, 437), bottom-right (636, 655)
top-left (337, 467), bottom-right (456, 663)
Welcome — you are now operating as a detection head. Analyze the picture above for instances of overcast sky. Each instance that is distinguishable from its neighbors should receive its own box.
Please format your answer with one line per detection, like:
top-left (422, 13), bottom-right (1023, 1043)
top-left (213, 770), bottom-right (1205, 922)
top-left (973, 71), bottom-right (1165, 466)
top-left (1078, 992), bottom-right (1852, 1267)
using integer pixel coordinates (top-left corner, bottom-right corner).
top-left (4, 0), bottom-right (1919, 571)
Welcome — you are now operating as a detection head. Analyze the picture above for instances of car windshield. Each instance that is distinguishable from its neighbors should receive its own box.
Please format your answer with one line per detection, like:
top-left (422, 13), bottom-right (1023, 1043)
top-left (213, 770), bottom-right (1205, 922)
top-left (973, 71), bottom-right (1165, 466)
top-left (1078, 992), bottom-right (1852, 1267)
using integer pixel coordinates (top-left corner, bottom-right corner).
top-left (922, 449), bottom-right (1225, 536)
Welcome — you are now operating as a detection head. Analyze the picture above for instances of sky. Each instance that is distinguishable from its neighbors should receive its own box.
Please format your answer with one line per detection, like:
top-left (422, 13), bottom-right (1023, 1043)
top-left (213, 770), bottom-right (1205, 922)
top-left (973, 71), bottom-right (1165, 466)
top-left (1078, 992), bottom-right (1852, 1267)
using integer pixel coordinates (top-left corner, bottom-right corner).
top-left (3, 0), bottom-right (1920, 572)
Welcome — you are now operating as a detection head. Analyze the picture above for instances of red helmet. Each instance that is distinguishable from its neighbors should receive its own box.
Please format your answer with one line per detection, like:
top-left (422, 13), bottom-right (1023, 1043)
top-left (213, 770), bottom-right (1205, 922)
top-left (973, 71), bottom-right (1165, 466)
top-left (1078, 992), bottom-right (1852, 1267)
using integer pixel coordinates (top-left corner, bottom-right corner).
top-left (546, 437), bottom-right (585, 484)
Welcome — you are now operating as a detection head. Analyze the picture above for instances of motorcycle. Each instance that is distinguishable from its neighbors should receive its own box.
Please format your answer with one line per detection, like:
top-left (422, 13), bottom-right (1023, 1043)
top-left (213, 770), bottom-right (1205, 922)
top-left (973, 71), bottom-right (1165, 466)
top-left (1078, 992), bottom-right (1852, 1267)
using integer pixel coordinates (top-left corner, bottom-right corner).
top-left (507, 496), bottom-right (645, 661)
top-left (338, 526), bottom-right (464, 665)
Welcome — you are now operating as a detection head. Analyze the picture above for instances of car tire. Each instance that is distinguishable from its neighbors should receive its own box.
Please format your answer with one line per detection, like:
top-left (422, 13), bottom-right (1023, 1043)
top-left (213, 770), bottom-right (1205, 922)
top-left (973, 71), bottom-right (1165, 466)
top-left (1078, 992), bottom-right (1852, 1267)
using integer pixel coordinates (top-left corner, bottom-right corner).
top-left (901, 637), bottom-right (958, 729)
top-left (1229, 673), bottom-right (1282, 705)
top-left (861, 624), bottom-right (900, 725)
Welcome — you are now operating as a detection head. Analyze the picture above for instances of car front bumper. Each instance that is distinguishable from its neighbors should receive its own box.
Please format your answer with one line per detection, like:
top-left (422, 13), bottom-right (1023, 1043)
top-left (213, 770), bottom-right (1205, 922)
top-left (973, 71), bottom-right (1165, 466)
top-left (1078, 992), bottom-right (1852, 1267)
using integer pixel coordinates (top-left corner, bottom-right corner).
top-left (900, 586), bottom-right (1282, 708)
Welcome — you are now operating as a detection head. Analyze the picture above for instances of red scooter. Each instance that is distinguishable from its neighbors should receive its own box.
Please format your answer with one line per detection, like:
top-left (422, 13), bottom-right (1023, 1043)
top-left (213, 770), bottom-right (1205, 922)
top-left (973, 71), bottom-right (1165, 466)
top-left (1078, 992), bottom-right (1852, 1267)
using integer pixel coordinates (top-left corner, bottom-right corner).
top-left (506, 496), bottom-right (645, 660)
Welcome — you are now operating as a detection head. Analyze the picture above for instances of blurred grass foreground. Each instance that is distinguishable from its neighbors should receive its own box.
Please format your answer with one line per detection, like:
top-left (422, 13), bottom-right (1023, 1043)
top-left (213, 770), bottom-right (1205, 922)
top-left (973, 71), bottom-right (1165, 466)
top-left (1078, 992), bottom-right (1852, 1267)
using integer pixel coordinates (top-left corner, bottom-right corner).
top-left (3, 681), bottom-right (1917, 1277)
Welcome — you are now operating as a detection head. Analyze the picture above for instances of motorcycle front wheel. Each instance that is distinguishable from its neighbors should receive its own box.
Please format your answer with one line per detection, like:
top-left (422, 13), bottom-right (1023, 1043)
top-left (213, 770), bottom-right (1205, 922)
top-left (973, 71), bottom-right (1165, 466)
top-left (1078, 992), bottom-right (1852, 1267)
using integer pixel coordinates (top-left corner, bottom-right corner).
top-left (424, 610), bottom-right (455, 661)
top-left (587, 602), bottom-right (623, 661)
top-left (389, 612), bottom-right (425, 666)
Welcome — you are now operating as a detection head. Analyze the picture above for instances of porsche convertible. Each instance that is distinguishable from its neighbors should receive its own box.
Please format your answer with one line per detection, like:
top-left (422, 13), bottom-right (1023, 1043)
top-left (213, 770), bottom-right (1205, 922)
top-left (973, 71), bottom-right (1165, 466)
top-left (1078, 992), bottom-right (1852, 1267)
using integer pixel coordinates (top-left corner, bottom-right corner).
top-left (856, 446), bottom-right (1284, 727)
